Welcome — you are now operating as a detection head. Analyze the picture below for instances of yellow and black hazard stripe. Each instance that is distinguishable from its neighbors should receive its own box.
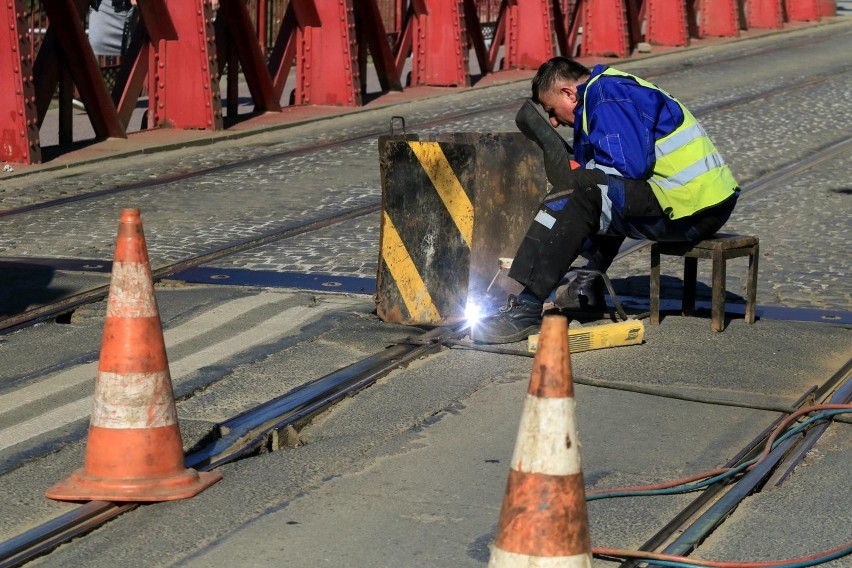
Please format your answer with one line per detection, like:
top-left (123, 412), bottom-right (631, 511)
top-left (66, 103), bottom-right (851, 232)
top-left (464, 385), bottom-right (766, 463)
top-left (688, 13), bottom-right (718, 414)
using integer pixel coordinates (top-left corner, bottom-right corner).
top-left (377, 140), bottom-right (476, 324)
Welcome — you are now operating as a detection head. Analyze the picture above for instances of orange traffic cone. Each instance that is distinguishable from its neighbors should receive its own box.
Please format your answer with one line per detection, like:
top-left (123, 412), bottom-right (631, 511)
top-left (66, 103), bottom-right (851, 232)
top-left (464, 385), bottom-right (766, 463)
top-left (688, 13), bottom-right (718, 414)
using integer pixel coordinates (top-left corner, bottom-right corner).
top-left (46, 209), bottom-right (221, 502)
top-left (489, 315), bottom-right (592, 567)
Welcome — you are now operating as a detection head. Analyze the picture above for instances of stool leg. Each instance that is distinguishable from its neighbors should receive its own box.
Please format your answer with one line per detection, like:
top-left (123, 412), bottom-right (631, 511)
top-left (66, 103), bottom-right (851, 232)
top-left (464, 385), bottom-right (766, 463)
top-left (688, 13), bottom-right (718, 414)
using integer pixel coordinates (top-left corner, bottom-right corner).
top-left (745, 243), bottom-right (759, 324)
top-left (682, 257), bottom-right (698, 317)
top-left (650, 245), bottom-right (661, 325)
top-left (711, 251), bottom-right (726, 332)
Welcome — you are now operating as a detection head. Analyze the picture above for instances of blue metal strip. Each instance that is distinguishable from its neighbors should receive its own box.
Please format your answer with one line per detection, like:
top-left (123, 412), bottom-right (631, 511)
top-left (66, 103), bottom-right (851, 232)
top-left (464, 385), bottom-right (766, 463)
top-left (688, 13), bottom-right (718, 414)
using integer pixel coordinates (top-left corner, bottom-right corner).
top-left (170, 267), bottom-right (376, 295)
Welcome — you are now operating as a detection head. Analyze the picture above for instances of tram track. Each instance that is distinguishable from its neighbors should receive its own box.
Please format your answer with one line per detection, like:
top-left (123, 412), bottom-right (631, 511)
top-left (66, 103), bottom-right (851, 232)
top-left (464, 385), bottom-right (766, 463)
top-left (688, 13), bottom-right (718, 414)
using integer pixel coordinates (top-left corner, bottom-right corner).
top-left (1, 25), bottom-right (849, 221)
top-left (616, 358), bottom-right (852, 567)
top-left (1, 330), bottom-right (848, 567)
top-left (0, 325), bottom-right (465, 568)
top-left (0, 79), bottom-right (852, 334)
top-left (1, 25), bottom-right (850, 566)
top-left (1, 135), bottom-right (847, 562)
top-left (0, 29), bottom-right (848, 337)
top-left (3, 129), bottom-right (850, 336)
top-left (0, 202), bottom-right (381, 334)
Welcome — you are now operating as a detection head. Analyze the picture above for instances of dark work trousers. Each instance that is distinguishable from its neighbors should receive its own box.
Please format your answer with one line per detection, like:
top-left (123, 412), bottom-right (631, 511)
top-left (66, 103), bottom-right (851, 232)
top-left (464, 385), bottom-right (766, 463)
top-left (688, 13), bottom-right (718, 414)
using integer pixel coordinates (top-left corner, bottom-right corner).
top-left (508, 168), bottom-right (739, 301)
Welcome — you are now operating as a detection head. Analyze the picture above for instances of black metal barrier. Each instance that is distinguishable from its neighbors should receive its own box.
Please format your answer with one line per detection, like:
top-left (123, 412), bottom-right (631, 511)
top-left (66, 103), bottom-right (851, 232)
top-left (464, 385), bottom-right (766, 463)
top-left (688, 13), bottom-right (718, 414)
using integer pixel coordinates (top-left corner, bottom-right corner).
top-left (376, 132), bottom-right (547, 325)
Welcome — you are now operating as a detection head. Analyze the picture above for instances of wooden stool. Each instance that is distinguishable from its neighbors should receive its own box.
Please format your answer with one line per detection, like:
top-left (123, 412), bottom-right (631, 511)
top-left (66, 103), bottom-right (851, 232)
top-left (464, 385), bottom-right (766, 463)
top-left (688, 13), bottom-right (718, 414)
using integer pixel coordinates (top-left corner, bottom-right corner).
top-left (650, 233), bottom-right (759, 332)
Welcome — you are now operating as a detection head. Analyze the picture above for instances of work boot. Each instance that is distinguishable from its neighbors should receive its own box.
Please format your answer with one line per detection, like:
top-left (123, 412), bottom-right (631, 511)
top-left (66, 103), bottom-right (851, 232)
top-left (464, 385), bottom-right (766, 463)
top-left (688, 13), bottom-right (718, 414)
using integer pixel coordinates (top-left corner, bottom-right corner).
top-left (471, 295), bottom-right (543, 344)
top-left (555, 270), bottom-right (607, 312)
top-left (515, 99), bottom-right (574, 186)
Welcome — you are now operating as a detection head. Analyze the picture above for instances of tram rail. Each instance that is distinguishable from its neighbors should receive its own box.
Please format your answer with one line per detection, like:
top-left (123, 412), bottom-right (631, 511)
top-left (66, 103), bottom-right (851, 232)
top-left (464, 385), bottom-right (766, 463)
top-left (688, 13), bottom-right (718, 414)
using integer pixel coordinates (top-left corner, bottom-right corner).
top-left (3, 131), bottom-right (850, 335)
top-left (616, 358), bottom-right (852, 567)
top-left (1, 332), bottom-right (848, 567)
top-left (2, 26), bottom-right (850, 220)
top-left (1, 25), bottom-right (850, 566)
top-left (0, 202), bottom-right (380, 334)
top-left (0, 325), bottom-right (465, 568)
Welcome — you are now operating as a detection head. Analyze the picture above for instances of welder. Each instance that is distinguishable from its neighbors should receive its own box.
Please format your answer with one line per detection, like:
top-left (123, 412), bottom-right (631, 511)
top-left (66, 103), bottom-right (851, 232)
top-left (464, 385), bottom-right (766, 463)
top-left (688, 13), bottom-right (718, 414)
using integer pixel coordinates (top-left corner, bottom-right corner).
top-left (471, 56), bottom-right (740, 344)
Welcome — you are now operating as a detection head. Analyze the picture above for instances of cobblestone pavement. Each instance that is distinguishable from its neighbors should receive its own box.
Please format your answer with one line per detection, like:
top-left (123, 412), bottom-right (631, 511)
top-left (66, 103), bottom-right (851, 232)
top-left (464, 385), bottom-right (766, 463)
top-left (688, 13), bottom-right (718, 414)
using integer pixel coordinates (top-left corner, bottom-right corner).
top-left (0, 20), bottom-right (850, 312)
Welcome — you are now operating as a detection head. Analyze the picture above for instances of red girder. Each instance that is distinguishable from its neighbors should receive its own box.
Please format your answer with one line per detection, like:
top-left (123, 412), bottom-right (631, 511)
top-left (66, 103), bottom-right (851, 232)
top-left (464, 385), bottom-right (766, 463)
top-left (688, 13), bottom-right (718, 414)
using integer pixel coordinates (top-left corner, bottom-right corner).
top-left (698, 0), bottom-right (741, 37)
top-left (295, 0), bottom-right (361, 105)
top-left (37, 0), bottom-right (125, 142)
top-left (149, 0), bottom-right (223, 129)
top-left (464, 0), bottom-right (491, 74)
top-left (2, 0), bottom-right (830, 164)
top-left (137, 0), bottom-right (178, 42)
top-left (646, 0), bottom-right (689, 46)
top-left (410, 0), bottom-right (470, 87)
top-left (106, 0), bottom-right (173, 129)
top-left (217, 0), bottom-right (280, 114)
top-left (579, 0), bottom-right (631, 58)
top-left (269, 0), bottom-right (398, 106)
top-left (551, 0), bottom-right (571, 57)
top-left (354, 0), bottom-right (403, 93)
top-left (747, 0), bottom-right (784, 29)
top-left (504, 0), bottom-right (557, 70)
top-left (1, 0), bottom-right (40, 164)
top-left (786, 0), bottom-right (822, 21)
top-left (393, 1), bottom-right (423, 79)
top-left (268, 3), bottom-right (305, 101)
top-left (113, 34), bottom-right (150, 129)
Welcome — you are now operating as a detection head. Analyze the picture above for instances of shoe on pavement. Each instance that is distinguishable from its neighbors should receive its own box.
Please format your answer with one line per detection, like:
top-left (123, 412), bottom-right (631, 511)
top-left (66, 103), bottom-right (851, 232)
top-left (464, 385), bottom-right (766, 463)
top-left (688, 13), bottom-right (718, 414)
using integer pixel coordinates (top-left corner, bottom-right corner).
top-left (470, 295), bottom-right (543, 344)
top-left (72, 98), bottom-right (85, 111)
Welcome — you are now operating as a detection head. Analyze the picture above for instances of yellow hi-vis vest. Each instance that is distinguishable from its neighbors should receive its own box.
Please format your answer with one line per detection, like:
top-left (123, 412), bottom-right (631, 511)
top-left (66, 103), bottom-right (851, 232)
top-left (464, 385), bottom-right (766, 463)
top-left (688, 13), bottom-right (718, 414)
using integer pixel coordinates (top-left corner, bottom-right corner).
top-left (582, 68), bottom-right (738, 219)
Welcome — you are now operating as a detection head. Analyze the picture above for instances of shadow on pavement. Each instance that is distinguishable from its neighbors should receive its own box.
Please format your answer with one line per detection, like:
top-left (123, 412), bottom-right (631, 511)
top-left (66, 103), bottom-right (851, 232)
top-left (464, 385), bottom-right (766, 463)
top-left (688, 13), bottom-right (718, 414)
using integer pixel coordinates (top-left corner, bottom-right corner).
top-left (0, 261), bottom-right (71, 316)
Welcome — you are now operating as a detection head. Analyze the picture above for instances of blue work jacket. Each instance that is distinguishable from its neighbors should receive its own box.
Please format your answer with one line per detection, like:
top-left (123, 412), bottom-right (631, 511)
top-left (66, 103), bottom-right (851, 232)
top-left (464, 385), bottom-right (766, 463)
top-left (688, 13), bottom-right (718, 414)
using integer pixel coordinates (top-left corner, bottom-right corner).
top-left (574, 64), bottom-right (684, 179)
top-left (574, 65), bottom-right (738, 219)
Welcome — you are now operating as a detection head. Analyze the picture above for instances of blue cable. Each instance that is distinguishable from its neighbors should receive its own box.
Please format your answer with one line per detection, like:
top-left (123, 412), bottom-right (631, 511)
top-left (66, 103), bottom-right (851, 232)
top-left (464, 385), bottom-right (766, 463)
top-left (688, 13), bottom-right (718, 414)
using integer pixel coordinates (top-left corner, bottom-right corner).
top-left (590, 409), bottom-right (852, 567)
top-left (617, 541), bottom-right (852, 567)
top-left (587, 410), bottom-right (849, 501)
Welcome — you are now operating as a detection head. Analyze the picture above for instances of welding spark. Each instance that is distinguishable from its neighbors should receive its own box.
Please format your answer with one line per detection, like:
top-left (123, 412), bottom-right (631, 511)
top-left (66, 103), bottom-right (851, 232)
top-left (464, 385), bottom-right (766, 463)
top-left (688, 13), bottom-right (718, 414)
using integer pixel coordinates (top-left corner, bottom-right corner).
top-left (465, 301), bottom-right (483, 327)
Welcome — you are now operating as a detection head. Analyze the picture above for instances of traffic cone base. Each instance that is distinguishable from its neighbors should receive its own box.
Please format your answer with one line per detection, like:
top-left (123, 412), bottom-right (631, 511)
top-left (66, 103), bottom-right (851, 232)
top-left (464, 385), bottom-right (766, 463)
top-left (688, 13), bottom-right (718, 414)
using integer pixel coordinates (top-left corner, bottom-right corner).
top-left (46, 425), bottom-right (221, 502)
top-left (45, 465), bottom-right (220, 503)
top-left (46, 209), bottom-right (221, 503)
top-left (489, 548), bottom-right (591, 567)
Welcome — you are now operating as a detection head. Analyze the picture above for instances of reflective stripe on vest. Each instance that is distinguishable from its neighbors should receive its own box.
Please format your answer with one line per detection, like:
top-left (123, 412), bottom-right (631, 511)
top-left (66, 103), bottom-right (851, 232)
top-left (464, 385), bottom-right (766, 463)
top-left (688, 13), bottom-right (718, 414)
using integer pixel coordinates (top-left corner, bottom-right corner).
top-left (582, 68), bottom-right (737, 219)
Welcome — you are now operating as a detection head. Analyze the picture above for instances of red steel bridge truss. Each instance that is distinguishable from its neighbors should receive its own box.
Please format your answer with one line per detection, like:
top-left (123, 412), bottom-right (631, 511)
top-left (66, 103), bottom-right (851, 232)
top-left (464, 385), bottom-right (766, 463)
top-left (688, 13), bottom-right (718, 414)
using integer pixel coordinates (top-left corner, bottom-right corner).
top-left (0, 0), bottom-right (833, 164)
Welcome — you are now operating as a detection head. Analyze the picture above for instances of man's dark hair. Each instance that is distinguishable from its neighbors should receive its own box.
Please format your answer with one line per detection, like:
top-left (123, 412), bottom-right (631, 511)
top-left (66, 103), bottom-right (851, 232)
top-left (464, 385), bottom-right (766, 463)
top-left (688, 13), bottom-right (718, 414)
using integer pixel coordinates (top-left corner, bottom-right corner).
top-left (531, 57), bottom-right (591, 103)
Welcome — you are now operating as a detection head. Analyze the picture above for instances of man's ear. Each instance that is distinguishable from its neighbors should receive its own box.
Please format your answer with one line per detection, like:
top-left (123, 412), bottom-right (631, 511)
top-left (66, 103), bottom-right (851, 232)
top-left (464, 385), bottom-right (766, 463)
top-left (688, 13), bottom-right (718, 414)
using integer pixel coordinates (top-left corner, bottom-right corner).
top-left (562, 85), bottom-right (578, 101)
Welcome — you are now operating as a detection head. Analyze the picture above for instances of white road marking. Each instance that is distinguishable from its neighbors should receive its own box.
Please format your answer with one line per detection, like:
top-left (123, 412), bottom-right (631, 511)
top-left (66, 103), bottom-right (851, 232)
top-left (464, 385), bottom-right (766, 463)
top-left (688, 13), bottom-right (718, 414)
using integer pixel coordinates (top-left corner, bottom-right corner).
top-left (0, 293), bottom-right (284, 416)
top-left (0, 294), bottom-right (354, 452)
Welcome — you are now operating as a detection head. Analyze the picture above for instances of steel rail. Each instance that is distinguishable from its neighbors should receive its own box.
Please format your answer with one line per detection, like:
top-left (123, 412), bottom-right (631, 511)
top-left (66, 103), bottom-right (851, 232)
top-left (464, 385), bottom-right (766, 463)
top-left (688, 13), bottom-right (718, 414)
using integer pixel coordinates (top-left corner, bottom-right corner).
top-left (651, 435), bottom-right (801, 563)
top-left (0, 202), bottom-right (380, 334)
top-left (617, 360), bottom-right (852, 567)
top-left (4, 346), bottom-right (847, 567)
top-left (0, 325), bottom-right (465, 568)
top-left (2, 66), bottom-right (848, 335)
top-left (0, 99), bottom-right (523, 218)
top-left (1, 30), bottom-right (850, 563)
top-left (634, 27), bottom-right (852, 81)
top-left (188, 325), bottom-right (464, 470)
top-left (2, 40), bottom-right (849, 221)
top-left (767, 359), bottom-right (852, 487)
top-left (5, 129), bottom-right (850, 337)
